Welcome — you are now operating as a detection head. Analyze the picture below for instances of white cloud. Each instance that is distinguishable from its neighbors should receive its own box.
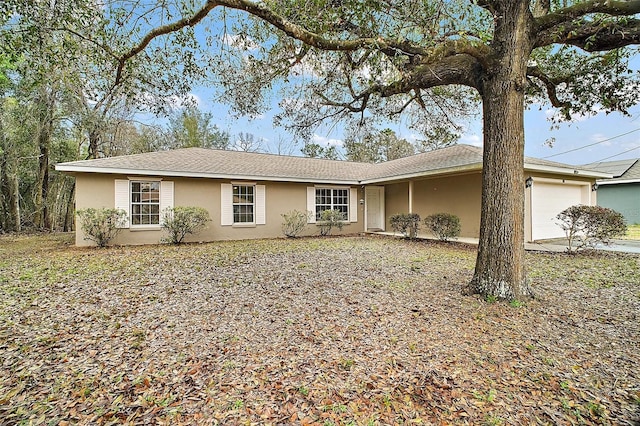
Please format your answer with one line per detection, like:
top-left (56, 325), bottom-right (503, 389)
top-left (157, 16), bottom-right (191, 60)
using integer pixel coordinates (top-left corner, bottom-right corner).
top-left (460, 133), bottom-right (482, 147)
top-left (312, 134), bottom-right (343, 147)
top-left (221, 34), bottom-right (259, 50)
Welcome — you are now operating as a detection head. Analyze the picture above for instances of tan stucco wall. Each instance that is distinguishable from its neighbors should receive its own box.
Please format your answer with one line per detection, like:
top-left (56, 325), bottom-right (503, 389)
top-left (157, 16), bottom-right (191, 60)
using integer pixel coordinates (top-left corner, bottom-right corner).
top-left (411, 173), bottom-right (483, 238)
top-left (74, 173), bottom-right (363, 246)
top-left (384, 182), bottom-right (410, 230)
top-left (384, 174), bottom-right (482, 238)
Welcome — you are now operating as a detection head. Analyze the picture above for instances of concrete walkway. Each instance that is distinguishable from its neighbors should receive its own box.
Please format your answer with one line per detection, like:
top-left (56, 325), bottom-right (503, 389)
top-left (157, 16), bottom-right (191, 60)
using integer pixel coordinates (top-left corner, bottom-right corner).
top-left (372, 232), bottom-right (640, 254)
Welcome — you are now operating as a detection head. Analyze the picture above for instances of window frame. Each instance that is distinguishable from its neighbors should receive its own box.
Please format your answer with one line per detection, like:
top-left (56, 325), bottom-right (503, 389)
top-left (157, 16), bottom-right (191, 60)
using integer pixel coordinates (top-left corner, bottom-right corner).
top-left (232, 184), bottom-right (256, 225)
top-left (130, 180), bottom-right (161, 227)
top-left (314, 187), bottom-right (349, 222)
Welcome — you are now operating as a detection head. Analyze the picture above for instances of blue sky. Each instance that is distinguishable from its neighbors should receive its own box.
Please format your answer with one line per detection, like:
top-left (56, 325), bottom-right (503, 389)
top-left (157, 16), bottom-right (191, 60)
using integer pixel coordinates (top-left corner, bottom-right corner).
top-left (179, 84), bottom-right (640, 166)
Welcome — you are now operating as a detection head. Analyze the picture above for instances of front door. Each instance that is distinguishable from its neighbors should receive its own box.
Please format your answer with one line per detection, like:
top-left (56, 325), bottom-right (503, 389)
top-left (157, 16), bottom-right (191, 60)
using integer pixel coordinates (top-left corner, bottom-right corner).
top-left (366, 186), bottom-right (385, 231)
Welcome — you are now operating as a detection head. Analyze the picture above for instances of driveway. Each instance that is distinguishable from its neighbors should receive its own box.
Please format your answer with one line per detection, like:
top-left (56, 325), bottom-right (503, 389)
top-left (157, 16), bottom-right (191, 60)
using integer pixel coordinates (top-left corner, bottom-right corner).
top-left (527, 238), bottom-right (640, 254)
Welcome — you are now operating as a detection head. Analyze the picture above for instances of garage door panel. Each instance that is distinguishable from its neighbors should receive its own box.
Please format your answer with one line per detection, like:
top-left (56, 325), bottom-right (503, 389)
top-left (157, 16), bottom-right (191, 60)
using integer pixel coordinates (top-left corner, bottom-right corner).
top-left (531, 182), bottom-right (585, 240)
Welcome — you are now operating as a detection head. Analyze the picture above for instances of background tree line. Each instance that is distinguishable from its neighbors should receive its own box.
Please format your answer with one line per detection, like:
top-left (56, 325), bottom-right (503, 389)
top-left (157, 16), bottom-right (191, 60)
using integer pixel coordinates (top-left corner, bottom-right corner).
top-left (0, 0), bottom-right (456, 234)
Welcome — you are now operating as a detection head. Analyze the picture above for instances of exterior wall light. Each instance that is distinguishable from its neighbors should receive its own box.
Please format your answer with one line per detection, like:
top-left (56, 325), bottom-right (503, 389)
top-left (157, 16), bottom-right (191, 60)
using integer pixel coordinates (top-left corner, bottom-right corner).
top-left (592, 183), bottom-right (599, 192)
top-left (525, 177), bottom-right (533, 188)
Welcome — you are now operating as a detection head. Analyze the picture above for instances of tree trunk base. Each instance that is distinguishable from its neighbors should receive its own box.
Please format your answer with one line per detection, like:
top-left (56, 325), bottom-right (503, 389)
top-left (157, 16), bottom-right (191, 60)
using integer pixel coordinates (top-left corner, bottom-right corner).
top-left (463, 276), bottom-right (534, 301)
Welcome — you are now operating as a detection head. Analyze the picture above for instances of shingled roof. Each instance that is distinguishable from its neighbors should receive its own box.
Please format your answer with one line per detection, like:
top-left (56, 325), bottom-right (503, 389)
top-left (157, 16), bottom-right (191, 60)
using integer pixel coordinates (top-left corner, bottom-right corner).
top-left (582, 158), bottom-right (640, 184)
top-left (56, 144), bottom-right (610, 183)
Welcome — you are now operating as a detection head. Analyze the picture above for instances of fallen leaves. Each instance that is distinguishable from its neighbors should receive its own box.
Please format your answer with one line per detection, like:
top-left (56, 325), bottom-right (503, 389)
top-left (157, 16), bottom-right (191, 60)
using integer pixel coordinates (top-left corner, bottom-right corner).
top-left (0, 234), bottom-right (638, 425)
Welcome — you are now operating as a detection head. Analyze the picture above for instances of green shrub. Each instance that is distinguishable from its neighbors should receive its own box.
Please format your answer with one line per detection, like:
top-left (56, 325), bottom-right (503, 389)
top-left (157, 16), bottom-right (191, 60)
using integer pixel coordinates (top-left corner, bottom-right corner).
top-left (318, 209), bottom-right (346, 236)
top-left (424, 212), bottom-right (461, 241)
top-left (76, 208), bottom-right (127, 247)
top-left (556, 205), bottom-right (626, 252)
top-left (389, 213), bottom-right (421, 239)
top-left (281, 209), bottom-right (311, 237)
top-left (161, 206), bottom-right (210, 244)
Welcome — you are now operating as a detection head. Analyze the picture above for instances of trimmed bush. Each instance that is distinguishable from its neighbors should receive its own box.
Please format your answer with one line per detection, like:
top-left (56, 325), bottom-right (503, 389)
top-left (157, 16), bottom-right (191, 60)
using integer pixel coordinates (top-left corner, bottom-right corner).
top-left (556, 205), bottom-right (626, 252)
top-left (425, 213), bottom-right (461, 241)
top-left (389, 213), bottom-right (421, 239)
top-left (318, 209), bottom-right (346, 236)
top-left (161, 206), bottom-right (210, 244)
top-left (281, 209), bottom-right (311, 238)
top-left (76, 208), bottom-right (127, 247)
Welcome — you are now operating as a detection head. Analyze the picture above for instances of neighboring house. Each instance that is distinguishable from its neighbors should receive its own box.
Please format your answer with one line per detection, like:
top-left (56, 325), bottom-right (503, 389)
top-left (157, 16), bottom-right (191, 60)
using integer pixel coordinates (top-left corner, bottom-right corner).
top-left (56, 144), bottom-right (609, 246)
top-left (582, 158), bottom-right (640, 224)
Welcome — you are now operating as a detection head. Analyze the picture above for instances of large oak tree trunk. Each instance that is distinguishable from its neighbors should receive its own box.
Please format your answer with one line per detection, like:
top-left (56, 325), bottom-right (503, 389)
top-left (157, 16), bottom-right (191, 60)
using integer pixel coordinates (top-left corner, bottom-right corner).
top-left (465, 0), bottom-right (534, 300)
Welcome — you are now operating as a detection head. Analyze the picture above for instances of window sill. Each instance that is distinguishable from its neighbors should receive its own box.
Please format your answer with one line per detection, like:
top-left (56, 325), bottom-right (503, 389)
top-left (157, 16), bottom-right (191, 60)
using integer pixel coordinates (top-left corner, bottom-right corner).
top-left (130, 226), bottom-right (161, 231)
top-left (232, 223), bottom-right (256, 228)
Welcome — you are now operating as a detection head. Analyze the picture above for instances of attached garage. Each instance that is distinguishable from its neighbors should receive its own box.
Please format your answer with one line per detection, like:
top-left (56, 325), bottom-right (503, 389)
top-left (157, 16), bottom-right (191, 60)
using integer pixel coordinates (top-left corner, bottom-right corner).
top-left (528, 178), bottom-right (592, 241)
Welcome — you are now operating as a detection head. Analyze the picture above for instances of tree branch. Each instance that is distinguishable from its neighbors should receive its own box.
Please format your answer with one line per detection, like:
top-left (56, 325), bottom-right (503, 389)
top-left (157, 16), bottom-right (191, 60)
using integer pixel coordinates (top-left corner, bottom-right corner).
top-left (535, 0), bottom-right (640, 32)
top-left (536, 18), bottom-right (640, 51)
top-left (526, 66), bottom-right (571, 111)
top-left (114, 0), bottom-right (221, 88)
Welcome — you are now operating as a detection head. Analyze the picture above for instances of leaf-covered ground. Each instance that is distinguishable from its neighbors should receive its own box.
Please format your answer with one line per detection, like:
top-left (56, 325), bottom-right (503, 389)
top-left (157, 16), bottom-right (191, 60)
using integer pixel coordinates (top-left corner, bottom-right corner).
top-left (1, 233), bottom-right (639, 425)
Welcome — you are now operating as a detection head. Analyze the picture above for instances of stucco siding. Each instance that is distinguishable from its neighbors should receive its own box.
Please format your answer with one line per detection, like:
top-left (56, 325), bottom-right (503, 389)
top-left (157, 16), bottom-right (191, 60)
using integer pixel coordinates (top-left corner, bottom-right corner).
top-left (384, 182), bottom-right (410, 231)
top-left (597, 184), bottom-right (640, 224)
top-left (74, 173), bottom-right (363, 246)
top-left (382, 174), bottom-right (482, 238)
top-left (412, 173), bottom-right (482, 238)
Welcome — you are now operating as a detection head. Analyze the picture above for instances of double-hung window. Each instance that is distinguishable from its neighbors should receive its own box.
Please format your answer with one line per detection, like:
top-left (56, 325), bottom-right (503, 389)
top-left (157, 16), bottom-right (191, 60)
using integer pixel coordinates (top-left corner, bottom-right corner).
top-left (233, 184), bottom-right (255, 223)
top-left (315, 187), bottom-right (349, 221)
top-left (114, 179), bottom-right (173, 229)
top-left (221, 183), bottom-right (265, 226)
top-left (131, 181), bottom-right (160, 225)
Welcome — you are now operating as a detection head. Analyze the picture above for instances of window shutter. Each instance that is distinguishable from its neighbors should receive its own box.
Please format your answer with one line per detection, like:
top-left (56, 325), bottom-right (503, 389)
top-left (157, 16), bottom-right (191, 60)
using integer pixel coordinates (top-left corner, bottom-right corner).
top-left (307, 187), bottom-right (316, 223)
top-left (256, 185), bottom-right (266, 225)
top-left (160, 181), bottom-right (174, 225)
top-left (114, 179), bottom-right (130, 228)
top-left (221, 183), bottom-right (233, 226)
top-left (349, 187), bottom-right (358, 222)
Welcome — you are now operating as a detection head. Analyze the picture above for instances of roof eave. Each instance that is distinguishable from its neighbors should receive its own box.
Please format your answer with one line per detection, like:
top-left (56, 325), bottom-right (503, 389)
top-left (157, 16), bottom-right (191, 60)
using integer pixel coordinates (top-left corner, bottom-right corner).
top-left (360, 163), bottom-right (483, 184)
top-left (524, 163), bottom-right (612, 179)
top-left (596, 178), bottom-right (640, 185)
top-left (54, 164), bottom-right (360, 185)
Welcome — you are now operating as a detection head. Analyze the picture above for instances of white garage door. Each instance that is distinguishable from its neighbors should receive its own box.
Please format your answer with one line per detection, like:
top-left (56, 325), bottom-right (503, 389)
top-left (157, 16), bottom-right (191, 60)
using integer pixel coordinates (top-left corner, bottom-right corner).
top-left (531, 181), bottom-right (587, 240)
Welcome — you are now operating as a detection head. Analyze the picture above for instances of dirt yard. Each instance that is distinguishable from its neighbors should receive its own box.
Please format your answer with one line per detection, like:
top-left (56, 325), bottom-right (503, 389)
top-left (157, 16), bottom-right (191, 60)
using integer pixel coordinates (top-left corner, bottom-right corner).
top-left (0, 234), bottom-right (638, 425)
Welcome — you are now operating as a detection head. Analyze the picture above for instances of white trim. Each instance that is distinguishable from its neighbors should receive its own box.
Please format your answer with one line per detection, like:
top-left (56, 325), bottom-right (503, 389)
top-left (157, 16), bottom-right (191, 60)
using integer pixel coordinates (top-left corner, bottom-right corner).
top-left (114, 179), bottom-right (130, 228)
top-left (127, 176), bottom-right (162, 181)
top-left (55, 165), bottom-right (360, 185)
top-left (597, 178), bottom-right (640, 185)
top-left (230, 183), bottom-right (257, 225)
top-left (349, 188), bottom-right (358, 222)
top-left (524, 164), bottom-right (611, 179)
top-left (159, 181), bottom-right (174, 225)
top-left (221, 183), bottom-right (233, 226)
top-left (306, 187), bottom-right (316, 224)
top-left (256, 185), bottom-right (266, 225)
top-left (529, 177), bottom-right (593, 186)
top-left (362, 164), bottom-right (484, 184)
top-left (365, 186), bottom-right (385, 231)
top-left (313, 186), bottom-right (351, 223)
